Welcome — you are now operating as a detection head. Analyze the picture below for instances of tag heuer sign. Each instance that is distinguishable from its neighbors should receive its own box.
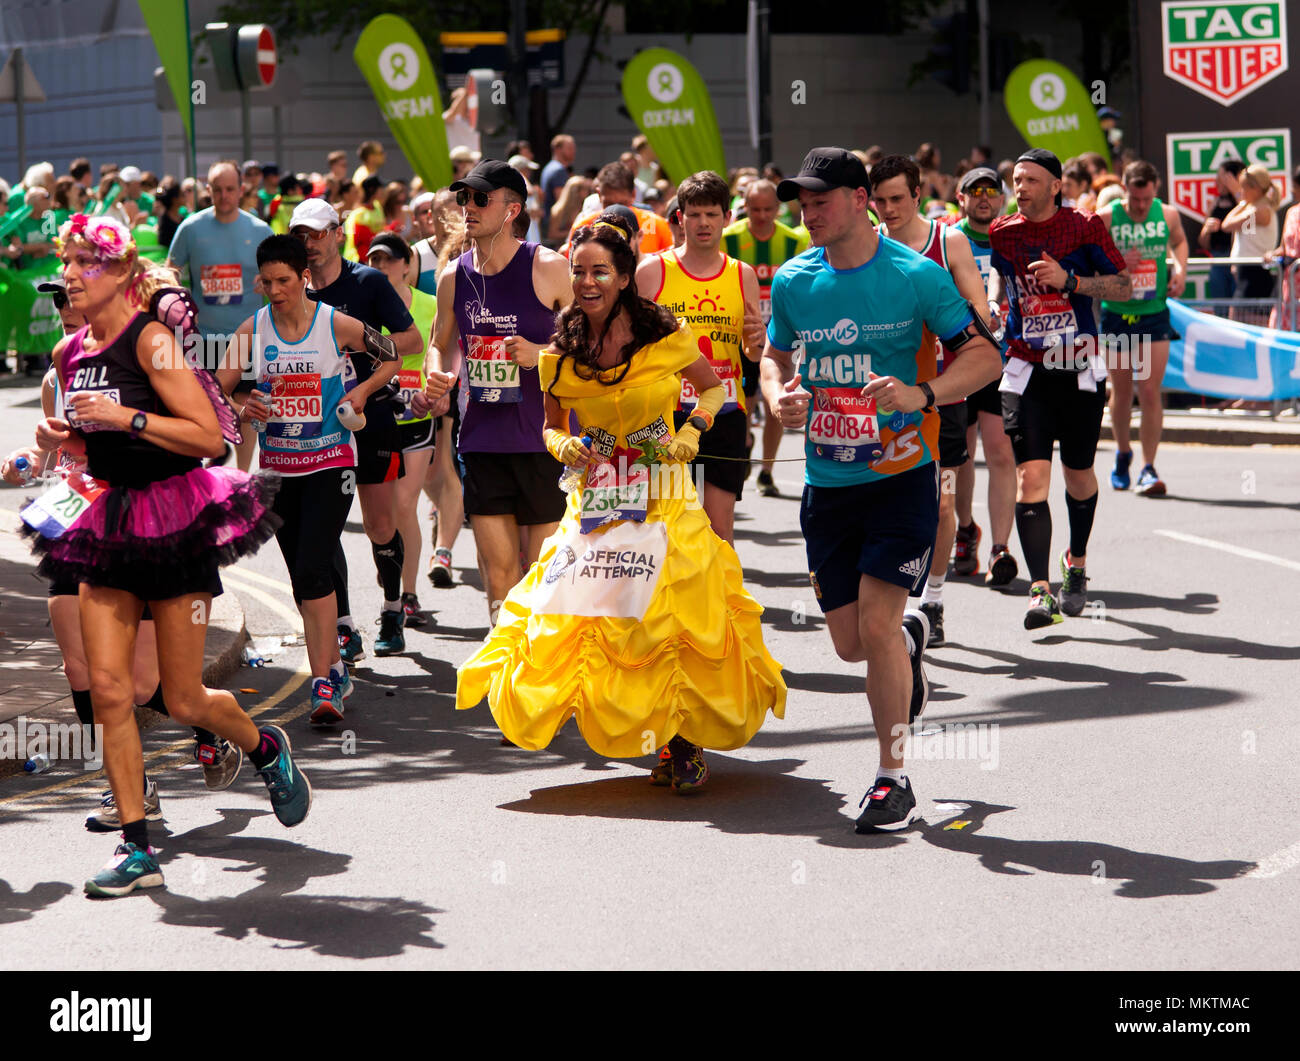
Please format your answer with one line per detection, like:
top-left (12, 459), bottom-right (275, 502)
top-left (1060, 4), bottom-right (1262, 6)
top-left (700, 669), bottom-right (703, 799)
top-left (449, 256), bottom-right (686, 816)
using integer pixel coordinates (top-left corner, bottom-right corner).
top-left (1166, 128), bottom-right (1291, 220)
top-left (1162, 2), bottom-right (1288, 105)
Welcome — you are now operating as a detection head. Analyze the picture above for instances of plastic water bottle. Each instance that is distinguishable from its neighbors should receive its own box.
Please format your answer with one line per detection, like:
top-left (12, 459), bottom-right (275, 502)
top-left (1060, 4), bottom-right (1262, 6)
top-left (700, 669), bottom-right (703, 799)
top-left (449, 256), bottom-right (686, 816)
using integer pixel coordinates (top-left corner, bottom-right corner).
top-left (558, 435), bottom-right (592, 494)
top-left (252, 380), bottom-right (272, 433)
top-left (336, 400), bottom-right (366, 432)
top-left (242, 643), bottom-right (266, 667)
top-left (13, 455), bottom-right (34, 483)
top-left (24, 754), bottom-right (51, 774)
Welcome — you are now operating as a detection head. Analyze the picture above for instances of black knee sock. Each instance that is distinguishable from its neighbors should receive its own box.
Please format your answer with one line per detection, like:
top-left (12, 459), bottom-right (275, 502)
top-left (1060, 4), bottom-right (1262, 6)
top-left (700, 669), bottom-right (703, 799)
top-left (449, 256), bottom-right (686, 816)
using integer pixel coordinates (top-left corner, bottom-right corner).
top-left (1015, 501), bottom-right (1053, 583)
top-left (71, 688), bottom-right (94, 726)
top-left (122, 818), bottom-right (150, 850)
top-left (372, 531), bottom-right (404, 605)
top-left (1064, 490), bottom-right (1098, 561)
top-left (332, 542), bottom-right (351, 624)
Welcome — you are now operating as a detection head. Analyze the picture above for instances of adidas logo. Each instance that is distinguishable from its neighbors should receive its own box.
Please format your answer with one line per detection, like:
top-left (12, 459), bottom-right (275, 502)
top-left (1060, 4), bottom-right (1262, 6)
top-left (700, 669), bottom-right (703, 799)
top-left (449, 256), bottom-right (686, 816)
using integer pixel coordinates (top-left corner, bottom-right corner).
top-left (898, 556), bottom-right (927, 579)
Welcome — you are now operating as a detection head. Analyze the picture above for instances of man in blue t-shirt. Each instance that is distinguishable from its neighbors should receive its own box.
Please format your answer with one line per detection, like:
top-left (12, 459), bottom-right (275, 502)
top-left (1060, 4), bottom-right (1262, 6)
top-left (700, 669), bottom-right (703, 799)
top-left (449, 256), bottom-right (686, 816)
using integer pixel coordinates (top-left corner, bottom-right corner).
top-left (167, 160), bottom-right (272, 469)
top-left (761, 147), bottom-right (1000, 835)
top-left (540, 134), bottom-right (575, 245)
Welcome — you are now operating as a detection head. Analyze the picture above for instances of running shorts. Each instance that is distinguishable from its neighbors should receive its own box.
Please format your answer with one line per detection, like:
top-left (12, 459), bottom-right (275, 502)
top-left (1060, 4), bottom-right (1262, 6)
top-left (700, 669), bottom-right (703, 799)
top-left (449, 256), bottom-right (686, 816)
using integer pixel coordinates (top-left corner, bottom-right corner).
top-left (462, 451), bottom-right (567, 526)
top-left (937, 402), bottom-right (970, 468)
top-left (673, 407), bottom-right (748, 501)
top-left (1001, 362), bottom-right (1107, 469)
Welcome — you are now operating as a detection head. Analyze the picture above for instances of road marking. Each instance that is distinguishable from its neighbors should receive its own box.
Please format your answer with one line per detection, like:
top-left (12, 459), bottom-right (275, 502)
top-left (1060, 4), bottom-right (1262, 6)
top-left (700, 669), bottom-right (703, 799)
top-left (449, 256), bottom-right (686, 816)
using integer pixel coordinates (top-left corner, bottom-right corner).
top-left (1154, 529), bottom-right (1300, 574)
top-left (221, 565), bottom-right (296, 595)
top-left (1247, 840), bottom-right (1300, 879)
top-left (221, 568), bottom-right (304, 633)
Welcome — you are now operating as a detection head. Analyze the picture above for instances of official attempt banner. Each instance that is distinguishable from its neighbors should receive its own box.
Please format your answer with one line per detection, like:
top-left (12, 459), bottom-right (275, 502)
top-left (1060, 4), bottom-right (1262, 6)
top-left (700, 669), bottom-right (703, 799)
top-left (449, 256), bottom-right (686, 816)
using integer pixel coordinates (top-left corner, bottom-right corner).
top-left (1164, 299), bottom-right (1300, 400)
top-left (354, 15), bottom-right (452, 192)
top-left (1003, 60), bottom-right (1111, 167)
top-left (621, 48), bottom-right (726, 182)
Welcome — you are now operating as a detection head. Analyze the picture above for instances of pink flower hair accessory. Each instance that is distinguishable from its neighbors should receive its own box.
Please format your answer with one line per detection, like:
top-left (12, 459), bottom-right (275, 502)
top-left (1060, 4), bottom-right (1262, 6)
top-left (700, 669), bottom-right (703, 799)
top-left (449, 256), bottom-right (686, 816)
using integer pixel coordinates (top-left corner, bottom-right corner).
top-left (57, 212), bottom-right (135, 260)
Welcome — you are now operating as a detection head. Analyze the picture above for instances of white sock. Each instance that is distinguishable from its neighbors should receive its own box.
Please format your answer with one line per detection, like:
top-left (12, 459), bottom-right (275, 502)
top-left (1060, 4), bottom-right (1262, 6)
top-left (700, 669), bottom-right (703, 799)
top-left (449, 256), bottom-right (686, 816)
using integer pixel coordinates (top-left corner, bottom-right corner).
top-left (337, 614), bottom-right (354, 631)
top-left (902, 625), bottom-right (917, 657)
top-left (920, 575), bottom-right (945, 606)
top-left (383, 599), bottom-right (401, 614)
top-left (877, 767), bottom-right (906, 784)
top-left (330, 659), bottom-right (346, 680)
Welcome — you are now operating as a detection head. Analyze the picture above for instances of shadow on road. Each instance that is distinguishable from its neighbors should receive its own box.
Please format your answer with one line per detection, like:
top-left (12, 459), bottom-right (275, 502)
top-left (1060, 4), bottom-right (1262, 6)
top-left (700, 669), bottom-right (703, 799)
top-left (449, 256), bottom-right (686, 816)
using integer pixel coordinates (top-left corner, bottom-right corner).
top-left (1157, 494), bottom-right (1300, 513)
top-left (0, 878), bottom-right (74, 924)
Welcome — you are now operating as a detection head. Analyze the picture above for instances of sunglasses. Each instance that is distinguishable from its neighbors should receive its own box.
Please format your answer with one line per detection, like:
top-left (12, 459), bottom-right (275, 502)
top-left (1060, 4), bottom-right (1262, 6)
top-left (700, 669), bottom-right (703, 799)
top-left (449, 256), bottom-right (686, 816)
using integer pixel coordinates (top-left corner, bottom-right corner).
top-left (965, 185), bottom-right (1001, 198)
top-left (455, 188), bottom-right (494, 208)
top-left (52, 291), bottom-right (69, 310)
top-left (290, 226), bottom-right (336, 241)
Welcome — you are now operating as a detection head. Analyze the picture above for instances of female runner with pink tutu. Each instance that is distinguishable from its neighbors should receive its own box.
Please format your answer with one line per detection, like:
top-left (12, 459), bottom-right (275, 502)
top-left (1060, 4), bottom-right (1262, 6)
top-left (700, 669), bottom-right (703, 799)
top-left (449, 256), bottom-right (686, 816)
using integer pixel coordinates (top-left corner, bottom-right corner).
top-left (25, 213), bottom-right (313, 897)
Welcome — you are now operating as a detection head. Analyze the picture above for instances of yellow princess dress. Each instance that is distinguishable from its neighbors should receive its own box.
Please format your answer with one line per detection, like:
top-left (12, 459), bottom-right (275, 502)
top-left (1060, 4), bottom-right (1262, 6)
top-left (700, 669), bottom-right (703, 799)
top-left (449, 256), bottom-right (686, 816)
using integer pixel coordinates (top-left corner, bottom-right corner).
top-left (455, 323), bottom-right (786, 757)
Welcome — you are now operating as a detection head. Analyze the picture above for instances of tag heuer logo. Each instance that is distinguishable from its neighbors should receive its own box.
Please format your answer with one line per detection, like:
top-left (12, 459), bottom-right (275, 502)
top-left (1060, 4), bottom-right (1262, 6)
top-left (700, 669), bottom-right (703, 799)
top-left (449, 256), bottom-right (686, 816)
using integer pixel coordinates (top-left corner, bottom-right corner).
top-left (1165, 128), bottom-right (1291, 221)
top-left (1162, 1), bottom-right (1288, 105)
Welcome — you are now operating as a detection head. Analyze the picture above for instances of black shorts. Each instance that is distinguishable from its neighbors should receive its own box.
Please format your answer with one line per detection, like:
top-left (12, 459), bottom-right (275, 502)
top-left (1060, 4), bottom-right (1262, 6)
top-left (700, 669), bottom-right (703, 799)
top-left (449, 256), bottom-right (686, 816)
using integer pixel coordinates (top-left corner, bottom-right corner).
top-left (1001, 363), bottom-right (1107, 469)
top-left (462, 450), bottom-right (567, 526)
top-left (355, 421), bottom-right (405, 484)
top-left (966, 377), bottom-right (1002, 419)
top-left (48, 579), bottom-right (153, 620)
top-left (1100, 308), bottom-right (1180, 344)
top-left (674, 407), bottom-right (748, 500)
top-left (801, 461), bottom-right (940, 611)
top-left (88, 562), bottom-right (222, 603)
top-left (396, 416), bottom-right (436, 453)
top-left (742, 356), bottom-right (760, 399)
top-left (937, 402), bottom-right (969, 467)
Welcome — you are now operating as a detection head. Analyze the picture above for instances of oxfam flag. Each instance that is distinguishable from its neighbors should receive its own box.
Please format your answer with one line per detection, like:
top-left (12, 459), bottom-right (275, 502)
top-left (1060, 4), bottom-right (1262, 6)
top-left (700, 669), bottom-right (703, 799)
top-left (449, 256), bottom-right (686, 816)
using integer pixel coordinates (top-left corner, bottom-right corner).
top-left (354, 15), bottom-right (452, 191)
top-left (1004, 60), bottom-right (1111, 167)
top-left (621, 48), bottom-right (726, 181)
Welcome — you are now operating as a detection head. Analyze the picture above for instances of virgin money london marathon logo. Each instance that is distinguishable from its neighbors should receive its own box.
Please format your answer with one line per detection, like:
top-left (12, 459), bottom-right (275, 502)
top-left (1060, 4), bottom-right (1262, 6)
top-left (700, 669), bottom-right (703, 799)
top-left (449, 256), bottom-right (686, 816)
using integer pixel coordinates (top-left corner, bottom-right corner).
top-left (1166, 128), bottom-right (1291, 221)
top-left (1162, 1), bottom-right (1288, 105)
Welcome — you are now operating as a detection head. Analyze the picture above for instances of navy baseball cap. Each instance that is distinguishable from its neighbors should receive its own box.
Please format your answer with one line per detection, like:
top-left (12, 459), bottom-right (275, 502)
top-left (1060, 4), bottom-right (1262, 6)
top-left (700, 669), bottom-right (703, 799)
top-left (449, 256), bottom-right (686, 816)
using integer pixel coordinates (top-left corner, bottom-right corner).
top-left (450, 159), bottom-right (528, 201)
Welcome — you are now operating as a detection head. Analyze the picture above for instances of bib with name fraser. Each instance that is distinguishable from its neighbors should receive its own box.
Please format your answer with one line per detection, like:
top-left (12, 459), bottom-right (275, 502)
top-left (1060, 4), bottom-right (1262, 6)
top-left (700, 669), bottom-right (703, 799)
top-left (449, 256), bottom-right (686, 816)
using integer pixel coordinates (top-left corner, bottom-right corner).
top-left (22, 470), bottom-right (108, 539)
top-left (466, 335), bottom-right (521, 403)
top-left (529, 519), bottom-right (667, 620)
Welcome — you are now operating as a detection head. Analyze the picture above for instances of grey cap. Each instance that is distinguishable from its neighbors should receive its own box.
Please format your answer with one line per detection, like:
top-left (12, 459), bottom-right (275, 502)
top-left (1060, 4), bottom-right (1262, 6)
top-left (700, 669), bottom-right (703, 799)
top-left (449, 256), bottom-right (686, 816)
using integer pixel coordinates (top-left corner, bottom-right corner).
top-left (959, 166), bottom-right (1002, 192)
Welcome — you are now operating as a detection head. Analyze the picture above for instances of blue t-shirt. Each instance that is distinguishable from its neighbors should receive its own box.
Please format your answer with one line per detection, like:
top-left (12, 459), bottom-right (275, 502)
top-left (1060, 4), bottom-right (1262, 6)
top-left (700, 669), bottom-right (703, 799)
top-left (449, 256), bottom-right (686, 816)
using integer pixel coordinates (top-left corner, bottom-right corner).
top-left (167, 208), bottom-right (272, 340)
top-left (768, 239), bottom-right (972, 488)
top-left (540, 160), bottom-right (569, 224)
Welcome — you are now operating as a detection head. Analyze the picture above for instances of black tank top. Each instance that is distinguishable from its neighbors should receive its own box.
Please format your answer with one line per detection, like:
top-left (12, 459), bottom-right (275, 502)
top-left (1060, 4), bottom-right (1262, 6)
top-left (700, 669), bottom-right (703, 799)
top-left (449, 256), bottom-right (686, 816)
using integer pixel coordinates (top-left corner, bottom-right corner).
top-left (61, 313), bottom-right (201, 488)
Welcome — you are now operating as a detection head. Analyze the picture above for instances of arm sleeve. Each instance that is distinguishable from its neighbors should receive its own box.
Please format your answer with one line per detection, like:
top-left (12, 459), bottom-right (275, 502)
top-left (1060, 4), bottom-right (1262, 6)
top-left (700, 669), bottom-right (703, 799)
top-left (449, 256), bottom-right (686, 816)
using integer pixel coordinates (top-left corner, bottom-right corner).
top-left (766, 266), bottom-right (796, 350)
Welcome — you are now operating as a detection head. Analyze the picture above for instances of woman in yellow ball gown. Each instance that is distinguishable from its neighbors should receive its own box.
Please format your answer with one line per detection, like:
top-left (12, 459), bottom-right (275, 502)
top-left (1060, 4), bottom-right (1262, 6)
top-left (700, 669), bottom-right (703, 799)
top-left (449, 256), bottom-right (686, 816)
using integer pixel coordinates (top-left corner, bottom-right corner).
top-left (452, 218), bottom-right (786, 791)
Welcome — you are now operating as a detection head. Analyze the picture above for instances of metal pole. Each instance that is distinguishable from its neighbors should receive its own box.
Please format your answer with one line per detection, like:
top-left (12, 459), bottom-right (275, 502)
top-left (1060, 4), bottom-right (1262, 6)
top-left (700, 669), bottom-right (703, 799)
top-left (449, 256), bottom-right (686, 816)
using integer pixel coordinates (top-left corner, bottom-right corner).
top-left (15, 47), bottom-right (26, 176)
top-left (509, 0), bottom-right (529, 138)
top-left (757, 1), bottom-right (772, 168)
top-left (240, 90), bottom-right (252, 167)
top-left (273, 105), bottom-right (283, 168)
top-left (978, 0), bottom-right (990, 148)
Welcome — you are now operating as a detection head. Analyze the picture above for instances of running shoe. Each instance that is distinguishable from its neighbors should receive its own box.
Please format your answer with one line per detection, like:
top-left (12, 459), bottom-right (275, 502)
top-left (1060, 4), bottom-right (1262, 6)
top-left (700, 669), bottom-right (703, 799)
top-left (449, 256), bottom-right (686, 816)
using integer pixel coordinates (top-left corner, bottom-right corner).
top-left (428, 547), bottom-right (455, 588)
top-left (1110, 449), bottom-right (1133, 490)
top-left (333, 667), bottom-right (354, 701)
top-left (985, 546), bottom-right (1018, 588)
top-left (1135, 464), bottom-right (1166, 497)
top-left (953, 521), bottom-right (981, 576)
top-left (308, 676), bottom-right (344, 726)
top-left (649, 744), bottom-right (674, 787)
top-left (1024, 585), bottom-right (1063, 629)
top-left (1058, 550), bottom-right (1089, 617)
top-left (338, 624), bottom-right (365, 664)
top-left (401, 592), bottom-right (428, 627)
top-left (855, 776), bottom-right (919, 833)
top-left (919, 601), bottom-right (944, 647)
top-left (85, 778), bottom-right (163, 833)
top-left (194, 737), bottom-right (242, 791)
top-left (668, 735), bottom-right (709, 793)
top-left (84, 842), bottom-right (164, 898)
top-left (902, 608), bottom-right (931, 724)
top-left (255, 725), bottom-right (312, 828)
top-left (374, 608), bottom-right (406, 656)
top-left (756, 470), bottom-right (780, 497)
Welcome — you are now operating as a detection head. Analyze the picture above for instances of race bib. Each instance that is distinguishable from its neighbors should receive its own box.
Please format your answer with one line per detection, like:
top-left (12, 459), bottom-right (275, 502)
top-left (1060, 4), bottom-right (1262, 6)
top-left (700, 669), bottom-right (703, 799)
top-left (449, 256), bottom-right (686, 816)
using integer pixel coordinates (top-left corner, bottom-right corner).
top-left (1020, 292), bottom-right (1078, 350)
top-left (1131, 259), bottom-right (1158, 299)
top-left (64, 389), bottom-right (122, 434)
top-left (580, 447), bottom-right (652, 533)
top-left (466, 335), bottom-right (522, 403)
top-left (759, 294), bottom-right (772, 324)
top-left (396, 368), bottom-right (425, 421)
top-left (680, 360), bottom-right (740, 414)
top-left (808, 387), bottom-right (882, 464)
top-left (266, 373), bottom-right (323, 439)
top-left (529, 519), bottom-right (667, 620)
top-left (199, 264), bottom-right (243, 304)
top-left (20, 471), bottom-right (108, 539)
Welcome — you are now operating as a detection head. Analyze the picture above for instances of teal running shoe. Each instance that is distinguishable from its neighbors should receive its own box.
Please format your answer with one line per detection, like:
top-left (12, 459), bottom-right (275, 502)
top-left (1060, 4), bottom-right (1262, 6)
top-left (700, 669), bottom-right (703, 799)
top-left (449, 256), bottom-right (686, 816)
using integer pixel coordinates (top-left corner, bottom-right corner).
top-left (84, 842), bottom-right (164, 898)
top-left (374, 609), bottom-right (405, 656)
top-left (255, 725), bottom-right (312, 827)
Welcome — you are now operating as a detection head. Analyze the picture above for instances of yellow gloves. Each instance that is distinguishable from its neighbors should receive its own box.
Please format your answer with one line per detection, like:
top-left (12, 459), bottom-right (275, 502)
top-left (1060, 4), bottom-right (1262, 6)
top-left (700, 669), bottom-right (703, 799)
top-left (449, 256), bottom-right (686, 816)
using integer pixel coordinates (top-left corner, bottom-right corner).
top-left (544, 428), bottom-right (591, 466)
top-left (664, 424), bottom-right (700, 462)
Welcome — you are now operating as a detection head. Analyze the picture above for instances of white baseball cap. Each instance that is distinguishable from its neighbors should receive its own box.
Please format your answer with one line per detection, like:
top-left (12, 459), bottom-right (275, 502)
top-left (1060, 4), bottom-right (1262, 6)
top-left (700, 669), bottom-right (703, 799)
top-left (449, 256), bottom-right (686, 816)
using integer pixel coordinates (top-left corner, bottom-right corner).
top-left (289, 197), bottom-right (340, 231)
top-left (118, 166), bottom-right (143, 183)
top-left (410, 191), bottom-right (435, 212)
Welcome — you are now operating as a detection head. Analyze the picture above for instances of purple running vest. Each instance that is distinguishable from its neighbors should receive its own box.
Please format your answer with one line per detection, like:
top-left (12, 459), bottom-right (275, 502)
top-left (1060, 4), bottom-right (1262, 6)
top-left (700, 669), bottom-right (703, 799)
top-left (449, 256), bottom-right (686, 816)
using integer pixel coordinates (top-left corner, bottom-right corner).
top-left (453, 241), bottom-right (559, 453)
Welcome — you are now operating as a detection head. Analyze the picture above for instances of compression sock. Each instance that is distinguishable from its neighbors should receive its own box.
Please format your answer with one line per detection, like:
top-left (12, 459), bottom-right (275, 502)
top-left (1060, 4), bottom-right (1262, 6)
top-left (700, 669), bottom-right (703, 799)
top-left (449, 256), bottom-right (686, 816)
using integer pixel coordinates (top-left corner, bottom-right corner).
top-left (71, 688), bottom-right (94, 726)
top-left (372, 532), bottom-right (405, 605)
top-left (332, 543), bottom-right (352, 625)
top-left (1064, 490), bottom-right (1098, 562)
top-left (1015, 501), bottom-right (1053, 584)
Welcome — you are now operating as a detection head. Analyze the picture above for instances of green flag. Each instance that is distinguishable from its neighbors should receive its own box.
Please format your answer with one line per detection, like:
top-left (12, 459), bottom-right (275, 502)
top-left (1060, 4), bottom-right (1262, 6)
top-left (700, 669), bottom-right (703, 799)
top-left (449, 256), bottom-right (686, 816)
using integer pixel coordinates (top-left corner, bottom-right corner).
top-left (1004, 60), bottom-right (1111, 168)
top-left (354, 15), bottom-right (452, 192)
top-left (621, 48), bottom-right (726, 182)
top-left (0, 204), bottom-right (33, 242)
top-left (0, 258), bottom-right (64, 355)
top-left (138, 1), bottom-right (194, 148)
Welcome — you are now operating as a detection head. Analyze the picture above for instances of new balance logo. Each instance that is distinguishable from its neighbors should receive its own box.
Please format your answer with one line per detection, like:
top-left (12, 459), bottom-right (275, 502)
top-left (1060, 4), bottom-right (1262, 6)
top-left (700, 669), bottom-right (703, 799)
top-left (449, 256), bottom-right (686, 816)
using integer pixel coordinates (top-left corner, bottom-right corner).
top-left (899, 556), bottom-right (927, 579)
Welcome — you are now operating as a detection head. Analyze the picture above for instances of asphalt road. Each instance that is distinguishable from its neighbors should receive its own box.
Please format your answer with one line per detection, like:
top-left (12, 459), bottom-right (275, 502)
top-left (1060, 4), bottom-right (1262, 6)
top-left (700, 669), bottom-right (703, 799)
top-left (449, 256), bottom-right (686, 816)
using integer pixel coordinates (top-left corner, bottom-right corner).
top-left (1, 372), bottom-right (1297, 970)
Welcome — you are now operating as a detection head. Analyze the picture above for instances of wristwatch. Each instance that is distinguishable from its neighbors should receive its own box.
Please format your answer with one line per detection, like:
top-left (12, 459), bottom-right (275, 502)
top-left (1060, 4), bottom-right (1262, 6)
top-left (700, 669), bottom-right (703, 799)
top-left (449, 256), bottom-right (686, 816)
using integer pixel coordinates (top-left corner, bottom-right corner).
top-left (1062, 269), bottom-right (1079, 295)
top-left (686, 415), bottom-right (709, 433)
top-left (918, 382), bottom-right (936, 412)
top-left (129, 411), bottom-right (147, 438)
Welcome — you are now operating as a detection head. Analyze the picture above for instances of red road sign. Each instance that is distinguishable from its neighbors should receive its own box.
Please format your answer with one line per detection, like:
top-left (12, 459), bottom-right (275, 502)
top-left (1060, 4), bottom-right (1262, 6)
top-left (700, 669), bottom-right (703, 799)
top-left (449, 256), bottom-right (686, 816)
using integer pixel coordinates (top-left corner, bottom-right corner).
top-left (256, 26), bottom-right (277, 87)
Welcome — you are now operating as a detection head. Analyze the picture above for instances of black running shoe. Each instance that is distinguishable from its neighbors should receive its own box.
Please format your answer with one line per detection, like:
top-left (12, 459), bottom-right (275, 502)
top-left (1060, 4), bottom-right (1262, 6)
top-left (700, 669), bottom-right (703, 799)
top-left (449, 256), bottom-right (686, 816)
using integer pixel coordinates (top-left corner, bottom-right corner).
top-left (1058, 550), bottom-right (1088, 617)
top-left (374, 609), bottom-right (405, 656)
top-left (428, 547), bottom-right (455, 588)
top-left (756, 470), bottom-right (779, 497)
top-left (985, 546), bottom-right (1018, 588)
top-left (902, 609), bottom-right (931, 724)
top-left (855, 776), bottom-right (919, 833)
top-left (401, 592), bottom-right (429, 627)
top-left (1024, 585), bottom-right (1063, 629)
top-left (919, 601), bottom-right (944, 646)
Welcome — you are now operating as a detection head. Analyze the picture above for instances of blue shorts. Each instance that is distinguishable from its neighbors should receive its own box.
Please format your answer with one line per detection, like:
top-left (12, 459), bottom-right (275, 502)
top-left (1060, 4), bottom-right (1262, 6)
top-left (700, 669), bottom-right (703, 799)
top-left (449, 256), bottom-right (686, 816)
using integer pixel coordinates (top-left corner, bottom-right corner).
top-left (800, 461), bottom-right (940, 612)
top-left (1100, 307), bottom-right (1180, 343)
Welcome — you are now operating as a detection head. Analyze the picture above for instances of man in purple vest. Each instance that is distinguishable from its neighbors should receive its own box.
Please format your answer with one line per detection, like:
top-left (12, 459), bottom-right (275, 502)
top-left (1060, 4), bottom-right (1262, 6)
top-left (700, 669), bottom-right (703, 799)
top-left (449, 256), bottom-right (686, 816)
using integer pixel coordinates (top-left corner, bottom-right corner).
top-left (424, 160), bottom-right (573, 623)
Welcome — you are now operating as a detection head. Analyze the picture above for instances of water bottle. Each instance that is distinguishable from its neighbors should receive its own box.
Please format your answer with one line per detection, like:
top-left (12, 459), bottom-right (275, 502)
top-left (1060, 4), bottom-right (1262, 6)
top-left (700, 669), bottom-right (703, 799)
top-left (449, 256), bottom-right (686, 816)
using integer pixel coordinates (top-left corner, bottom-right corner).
top-left (13, 455), bottom-right (34, 483)
top-left (252, 380), bottom-right (272, 433)
top-left (24, 754), bottom-right (51, 774)
top-left (242, 643), bottom-right (266, 667)
top-left (336, 400), bottom-right (366, 432)
top-left (558, 435), bottom-right (592, 494)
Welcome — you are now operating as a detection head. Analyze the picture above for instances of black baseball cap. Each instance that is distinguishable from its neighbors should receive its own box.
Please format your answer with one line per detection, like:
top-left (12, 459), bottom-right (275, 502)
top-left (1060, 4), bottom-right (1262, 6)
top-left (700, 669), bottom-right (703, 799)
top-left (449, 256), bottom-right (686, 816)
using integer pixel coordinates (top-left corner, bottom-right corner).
top-left (36, 276), bottom-right (67, 294)
top-left (366, 231), bottom-right (411, 263)
top-left (1015, 148), bottom-right (1063, 181)
top-left (777, 147), bottom-right (871, 201)
top-left (449, 159), bottom-right (528, 201)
